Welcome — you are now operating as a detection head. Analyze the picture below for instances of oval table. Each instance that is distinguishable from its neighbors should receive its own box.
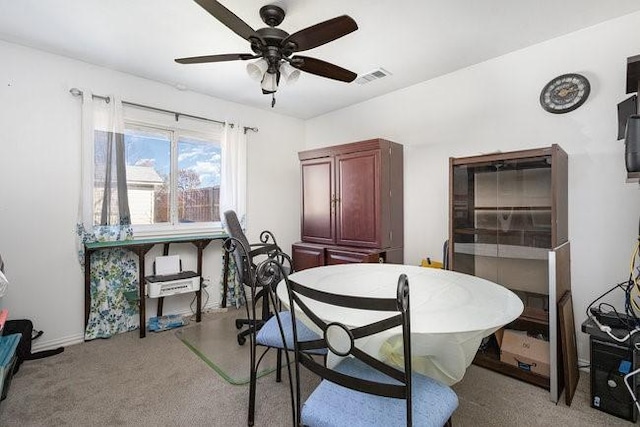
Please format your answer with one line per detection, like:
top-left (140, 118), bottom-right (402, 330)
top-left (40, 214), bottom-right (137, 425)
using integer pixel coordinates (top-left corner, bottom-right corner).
top-left (276, 263), bottom-right (524, 386)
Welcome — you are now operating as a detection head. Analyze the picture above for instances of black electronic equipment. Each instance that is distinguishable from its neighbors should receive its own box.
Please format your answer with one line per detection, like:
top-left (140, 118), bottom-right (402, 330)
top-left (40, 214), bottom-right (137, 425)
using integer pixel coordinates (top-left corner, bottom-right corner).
top-left (589, 307), bottom-right (637, 329)
top-left (626, 115), bottom-right (640, 173)
top-left (590, 338), bottom-right (637, 421)
top-left (618, 95), bottom-right (637, 140)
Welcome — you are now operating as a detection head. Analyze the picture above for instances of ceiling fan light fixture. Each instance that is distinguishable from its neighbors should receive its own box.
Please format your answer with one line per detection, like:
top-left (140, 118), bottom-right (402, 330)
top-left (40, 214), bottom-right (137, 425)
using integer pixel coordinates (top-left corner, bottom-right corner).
top-left (246, 58), bottom-right (268, 81)
top-left (280, 62), bottom-right (300, 85)
top-left (176, 0), bottom-right (360, 102)
top-left (261, 71), bottom-right (279, 93)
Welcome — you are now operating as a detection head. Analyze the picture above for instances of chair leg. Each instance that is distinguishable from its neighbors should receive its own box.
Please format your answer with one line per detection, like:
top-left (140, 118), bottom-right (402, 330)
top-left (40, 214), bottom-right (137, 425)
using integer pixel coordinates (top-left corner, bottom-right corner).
top-left (248, 368), bottom-right (257, 426)
top-left (276, 348), bottom-right (282, 382)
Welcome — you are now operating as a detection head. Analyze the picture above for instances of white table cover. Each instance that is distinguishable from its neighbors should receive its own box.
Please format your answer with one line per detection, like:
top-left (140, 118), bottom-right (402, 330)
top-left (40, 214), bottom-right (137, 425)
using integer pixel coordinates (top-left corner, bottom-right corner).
top-left (277, 263), bottom-right (524, 385)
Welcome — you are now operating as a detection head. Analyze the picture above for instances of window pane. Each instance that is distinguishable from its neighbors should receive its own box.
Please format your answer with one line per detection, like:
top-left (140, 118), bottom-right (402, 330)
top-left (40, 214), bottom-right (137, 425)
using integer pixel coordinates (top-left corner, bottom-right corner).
top-left (124, 127), bottom-right (171, 225)
top-left (177, 137), bottom-right (221, 223)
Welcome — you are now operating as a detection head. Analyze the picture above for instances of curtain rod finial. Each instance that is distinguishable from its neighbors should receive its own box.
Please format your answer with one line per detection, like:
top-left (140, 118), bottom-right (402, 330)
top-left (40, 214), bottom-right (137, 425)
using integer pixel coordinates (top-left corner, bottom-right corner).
top-left (69, 87), bottom-right (83, 97)
top-left (243, 126), bottom-right (259, 134)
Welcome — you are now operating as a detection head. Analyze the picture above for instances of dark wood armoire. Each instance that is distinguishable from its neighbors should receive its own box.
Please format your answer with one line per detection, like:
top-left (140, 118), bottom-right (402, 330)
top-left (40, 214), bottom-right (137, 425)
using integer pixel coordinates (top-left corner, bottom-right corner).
top-left (292, 138), bottom-right (404, 271)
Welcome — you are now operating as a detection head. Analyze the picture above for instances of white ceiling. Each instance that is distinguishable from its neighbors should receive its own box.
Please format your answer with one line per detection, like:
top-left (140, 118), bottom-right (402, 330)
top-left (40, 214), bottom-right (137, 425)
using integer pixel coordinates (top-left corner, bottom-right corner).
top-left (2, 0), bottom-right (640, 119)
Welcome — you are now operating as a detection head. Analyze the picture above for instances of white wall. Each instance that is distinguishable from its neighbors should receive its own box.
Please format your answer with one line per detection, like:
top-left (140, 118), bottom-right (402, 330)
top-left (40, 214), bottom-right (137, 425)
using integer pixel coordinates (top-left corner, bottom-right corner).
top-left (305, 12), bottom-right (640, 363)
top-left (3, 10), bottom-right (640, 366)
top-left (0, 40), bottom-right (304, 349)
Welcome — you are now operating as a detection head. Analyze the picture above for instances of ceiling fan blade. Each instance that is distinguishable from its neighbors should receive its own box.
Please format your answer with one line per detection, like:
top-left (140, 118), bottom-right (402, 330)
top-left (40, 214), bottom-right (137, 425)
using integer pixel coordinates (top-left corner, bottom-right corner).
top-left (193, 0), bottom-right (263, 44)
top-left (291, 56), bottom-right (357, 82)
top-left (283, 16), bottom-right (357, 52)
top-left (175, 53), bottom-right (256, 64)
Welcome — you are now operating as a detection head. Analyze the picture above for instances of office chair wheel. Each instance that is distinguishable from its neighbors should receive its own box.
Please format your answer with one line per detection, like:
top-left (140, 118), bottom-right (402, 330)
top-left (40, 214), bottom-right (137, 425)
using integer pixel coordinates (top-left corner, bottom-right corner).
top-left (237, 335), bottom-right (246, 345)
top-left (235, 319), bottom-right (243, 329)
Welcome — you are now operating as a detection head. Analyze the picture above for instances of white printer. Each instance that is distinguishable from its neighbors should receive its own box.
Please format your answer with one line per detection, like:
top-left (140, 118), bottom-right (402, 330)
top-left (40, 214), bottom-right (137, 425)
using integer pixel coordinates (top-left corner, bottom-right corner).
top-left (145, 255), bottom-right (200, 298)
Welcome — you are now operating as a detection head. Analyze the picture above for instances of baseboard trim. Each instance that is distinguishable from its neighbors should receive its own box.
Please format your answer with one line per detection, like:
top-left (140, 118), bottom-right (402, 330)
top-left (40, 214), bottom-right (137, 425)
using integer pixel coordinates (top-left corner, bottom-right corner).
top-left (31, 303), bottom-right (231, 352)
top-left (578, 357), bottom-right (590, 372)
top-left (32, 333), bottom-right (85, 353)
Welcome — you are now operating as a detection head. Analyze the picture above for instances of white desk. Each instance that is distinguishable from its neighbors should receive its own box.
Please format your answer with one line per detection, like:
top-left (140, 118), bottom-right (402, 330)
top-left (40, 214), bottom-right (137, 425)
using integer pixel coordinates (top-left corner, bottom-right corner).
top-left (277, 263), bottom-right (523, 385)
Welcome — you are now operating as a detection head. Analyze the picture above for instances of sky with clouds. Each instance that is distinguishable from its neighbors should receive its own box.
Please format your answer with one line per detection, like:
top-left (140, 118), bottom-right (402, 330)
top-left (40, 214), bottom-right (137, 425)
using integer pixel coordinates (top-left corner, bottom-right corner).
top-left (126, 133), bottom-right (221, 187)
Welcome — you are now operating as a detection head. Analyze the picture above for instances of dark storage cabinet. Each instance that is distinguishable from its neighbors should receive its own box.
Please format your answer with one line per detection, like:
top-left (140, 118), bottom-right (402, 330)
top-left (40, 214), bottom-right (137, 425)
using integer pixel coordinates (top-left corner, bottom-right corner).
top-left (448, 145), bottom-right (571, 402)
top-left (590, 338), bottom-right (637, 421)
top-left (293, 139), bottom-right (403, 270)
top-left (582, 318), bottom-right (640, 421)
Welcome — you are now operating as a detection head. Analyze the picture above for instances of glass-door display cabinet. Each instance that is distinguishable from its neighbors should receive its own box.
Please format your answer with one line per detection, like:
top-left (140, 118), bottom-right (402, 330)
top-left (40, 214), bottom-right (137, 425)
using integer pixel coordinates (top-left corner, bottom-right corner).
top-left (448, 144), bottom-right (570, 402)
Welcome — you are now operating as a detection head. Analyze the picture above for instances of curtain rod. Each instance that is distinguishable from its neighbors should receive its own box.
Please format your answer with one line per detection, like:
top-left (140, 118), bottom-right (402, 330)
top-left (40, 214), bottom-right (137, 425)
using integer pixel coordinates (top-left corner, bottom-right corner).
top-left (69, 87), bottom-right (259, 134)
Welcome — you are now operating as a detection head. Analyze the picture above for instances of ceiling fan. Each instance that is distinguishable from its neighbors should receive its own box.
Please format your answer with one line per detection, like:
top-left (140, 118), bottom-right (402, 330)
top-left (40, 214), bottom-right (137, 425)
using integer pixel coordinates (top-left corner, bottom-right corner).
top-left (175, 0), bottom-right (359, 106)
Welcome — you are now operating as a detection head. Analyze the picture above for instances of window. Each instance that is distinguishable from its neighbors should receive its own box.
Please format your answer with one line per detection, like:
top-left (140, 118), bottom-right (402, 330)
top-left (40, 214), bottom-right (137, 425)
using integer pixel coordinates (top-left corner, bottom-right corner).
top-left (92, 105), bottom-right (224, 236)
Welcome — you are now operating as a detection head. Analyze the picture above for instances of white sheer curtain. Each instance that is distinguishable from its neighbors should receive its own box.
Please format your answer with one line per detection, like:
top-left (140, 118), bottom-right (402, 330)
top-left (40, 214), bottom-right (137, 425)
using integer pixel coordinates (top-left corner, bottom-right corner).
top-left (219, 122), bottom-right (248, 308)
top-left (220, 122), bottom-right (247, 225)
top-left (75, 90), bottom-right (138, 339)
top-left (78, 91), bottom-right (131, 229)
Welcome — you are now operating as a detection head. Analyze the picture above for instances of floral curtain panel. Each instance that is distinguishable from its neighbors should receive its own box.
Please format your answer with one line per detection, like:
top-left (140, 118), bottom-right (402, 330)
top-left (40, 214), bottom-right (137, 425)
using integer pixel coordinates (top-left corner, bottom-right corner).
top-left (219, 253), bottom-right (244, 308)
top-left (76, 91), bottom-right (138, 340)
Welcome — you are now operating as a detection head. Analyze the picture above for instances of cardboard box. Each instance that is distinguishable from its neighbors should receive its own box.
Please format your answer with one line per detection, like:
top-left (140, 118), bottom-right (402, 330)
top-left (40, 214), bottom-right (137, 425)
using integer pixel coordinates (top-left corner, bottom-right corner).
top-left (500, 329), bottom-right (550, 377)
top-left (494, 328), bottom-right (504, 348)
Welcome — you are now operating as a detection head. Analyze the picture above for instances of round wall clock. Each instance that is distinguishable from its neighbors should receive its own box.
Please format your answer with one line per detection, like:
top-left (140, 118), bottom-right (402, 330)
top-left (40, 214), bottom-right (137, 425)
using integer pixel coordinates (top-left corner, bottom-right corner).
top-left (539, 73), bottom-right (590, 114)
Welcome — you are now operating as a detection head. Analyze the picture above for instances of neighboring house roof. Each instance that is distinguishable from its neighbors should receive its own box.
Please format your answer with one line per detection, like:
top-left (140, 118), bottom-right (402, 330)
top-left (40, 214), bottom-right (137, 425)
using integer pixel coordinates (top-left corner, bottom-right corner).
top-left (126, 165), bottom-right (164, 186)
top-left (94, 165), bottom-right (164, 186)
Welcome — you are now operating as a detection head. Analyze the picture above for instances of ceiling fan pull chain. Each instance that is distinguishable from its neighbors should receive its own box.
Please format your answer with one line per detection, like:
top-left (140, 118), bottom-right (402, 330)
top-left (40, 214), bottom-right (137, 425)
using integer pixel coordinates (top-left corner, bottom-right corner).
top-left (271, 93), bottom-right (276, 108)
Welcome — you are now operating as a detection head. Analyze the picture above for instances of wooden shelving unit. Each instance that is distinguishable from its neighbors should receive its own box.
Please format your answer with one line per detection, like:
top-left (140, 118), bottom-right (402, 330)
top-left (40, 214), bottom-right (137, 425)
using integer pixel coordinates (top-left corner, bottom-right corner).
top-left (448, 145), bottom-right (571, 403)
top-left (627, 171), bottom-right (640, 181)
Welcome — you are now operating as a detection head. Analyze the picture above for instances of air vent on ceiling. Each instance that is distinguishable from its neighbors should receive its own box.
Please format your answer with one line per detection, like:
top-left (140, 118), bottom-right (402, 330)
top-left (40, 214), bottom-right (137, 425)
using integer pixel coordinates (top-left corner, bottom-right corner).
top-left (355, 68), bottom-right (392, 84)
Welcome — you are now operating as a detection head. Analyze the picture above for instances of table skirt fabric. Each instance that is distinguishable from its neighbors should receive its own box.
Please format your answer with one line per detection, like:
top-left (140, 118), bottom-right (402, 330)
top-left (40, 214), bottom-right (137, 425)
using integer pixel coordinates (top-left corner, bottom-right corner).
top-left (378, 327), bottom-right (501, 385)
top-left (278, 264), bottom-right (523, 386)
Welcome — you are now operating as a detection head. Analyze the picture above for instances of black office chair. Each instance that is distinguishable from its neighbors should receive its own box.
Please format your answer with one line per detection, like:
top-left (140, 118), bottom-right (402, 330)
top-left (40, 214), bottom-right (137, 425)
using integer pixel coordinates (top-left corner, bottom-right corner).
top-left (223, 210), bottom-right (272, 346)
top-left (223, 230), bottom-right (325, 426)
top-left (282, 273), bottom-right (459, 427)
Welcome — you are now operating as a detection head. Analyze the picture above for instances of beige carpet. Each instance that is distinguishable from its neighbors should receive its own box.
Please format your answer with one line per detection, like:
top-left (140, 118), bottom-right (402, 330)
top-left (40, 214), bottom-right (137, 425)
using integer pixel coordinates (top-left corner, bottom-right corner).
top-left (0, 309), bottom-right (635, 426)
top-left (451, 363), bottom-right (634, 426)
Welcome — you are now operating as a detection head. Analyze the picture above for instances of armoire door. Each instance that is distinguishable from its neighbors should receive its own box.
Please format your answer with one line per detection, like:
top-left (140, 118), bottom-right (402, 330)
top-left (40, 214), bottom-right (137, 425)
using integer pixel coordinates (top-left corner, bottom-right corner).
top-left (336, 149), bottom-right (381, 248)
top-left (300, 157), bottom-right (335, 244)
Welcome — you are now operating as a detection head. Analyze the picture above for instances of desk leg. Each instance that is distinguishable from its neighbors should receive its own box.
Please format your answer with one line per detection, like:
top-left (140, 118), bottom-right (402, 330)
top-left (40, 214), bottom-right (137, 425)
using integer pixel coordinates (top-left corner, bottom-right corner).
top-left (137, 245), bottom-right (153, 338)
top-left (138, 248), bottom-right (146, 338)
top-left (84, 249), bottom-right (92, 335)
top-left (157, 297), bottom-right (164, 317)
top-left (156, 243), bottom-right (171, 317)
top-left (194, 239), bottom-right (213, 323)
top-left (196, 248), bottom-right (203, 323)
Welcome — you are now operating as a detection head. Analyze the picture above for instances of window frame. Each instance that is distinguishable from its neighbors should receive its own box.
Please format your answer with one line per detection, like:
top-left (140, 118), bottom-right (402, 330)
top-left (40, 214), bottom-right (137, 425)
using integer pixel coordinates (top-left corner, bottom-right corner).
top-left (117, 110), bottom-right (224, 238)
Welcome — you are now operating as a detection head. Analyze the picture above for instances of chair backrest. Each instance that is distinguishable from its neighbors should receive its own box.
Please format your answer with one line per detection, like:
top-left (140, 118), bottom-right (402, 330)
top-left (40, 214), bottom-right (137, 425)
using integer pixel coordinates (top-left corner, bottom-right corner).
top-left (223, 210), bottom-right (287, 283)
top-left (223, 211), bottom-right (292, 329)
top-left (282, 274), bottom-right (413, 426)
top-left (223, 210), bottom-right (252, 285)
